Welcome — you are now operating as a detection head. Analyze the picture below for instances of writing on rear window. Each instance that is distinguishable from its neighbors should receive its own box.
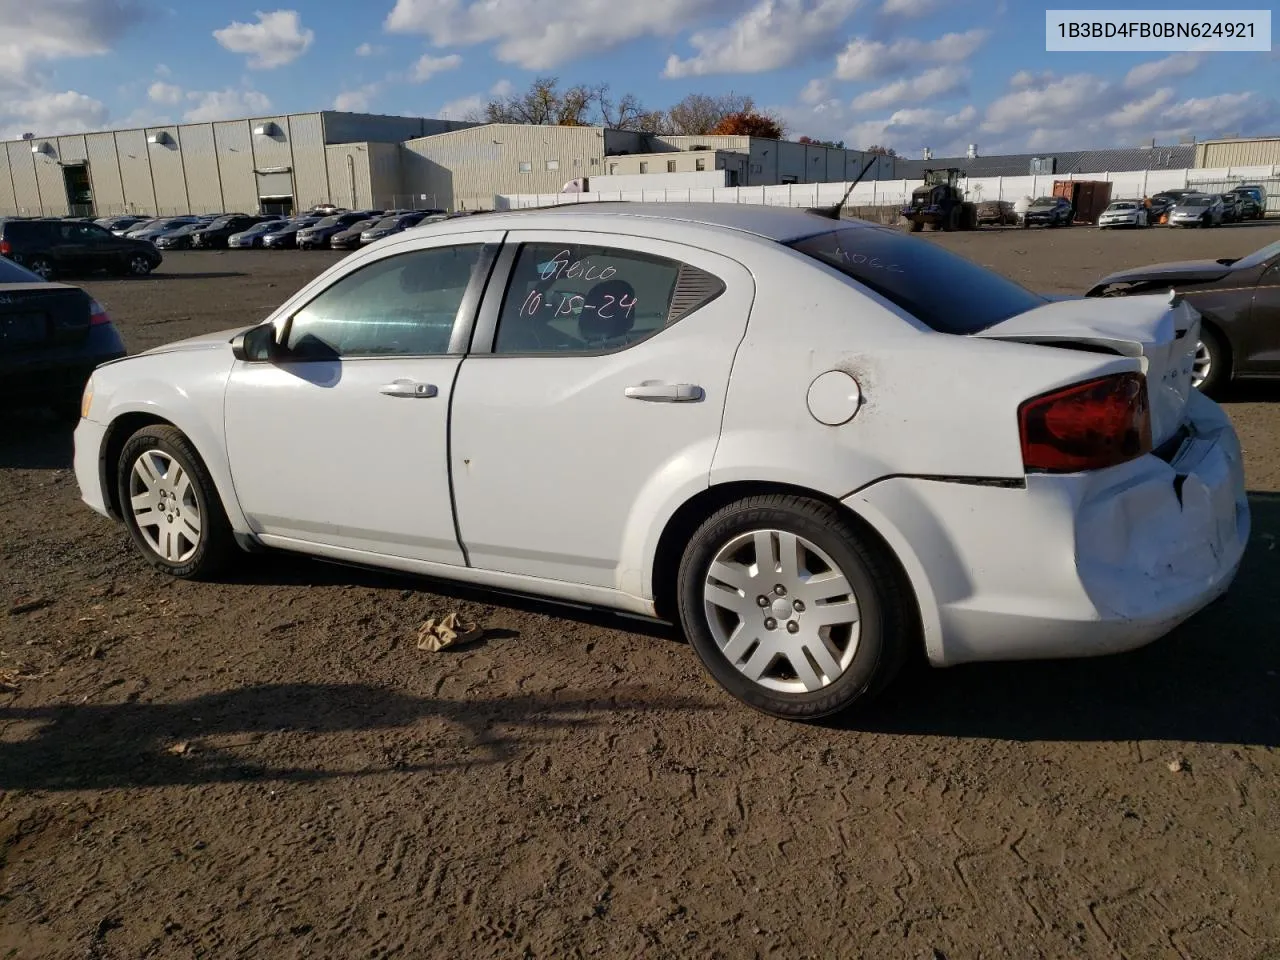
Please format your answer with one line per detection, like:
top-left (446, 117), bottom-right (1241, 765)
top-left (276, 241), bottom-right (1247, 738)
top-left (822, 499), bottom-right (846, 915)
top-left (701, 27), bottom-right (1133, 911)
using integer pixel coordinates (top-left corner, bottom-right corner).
top-left (833, 246), bottom-right (905, 274)
top-left (537, 249), bottom-right (618, 282)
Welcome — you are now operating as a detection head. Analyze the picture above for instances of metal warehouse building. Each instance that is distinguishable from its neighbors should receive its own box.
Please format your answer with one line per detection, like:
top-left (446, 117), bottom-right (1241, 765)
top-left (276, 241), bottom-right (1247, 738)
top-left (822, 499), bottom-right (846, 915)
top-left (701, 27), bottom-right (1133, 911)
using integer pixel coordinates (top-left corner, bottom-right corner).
top-left (1194, 136), bottom-right (1280, 168)
top-left (0, 111), bottom-right (473, 219)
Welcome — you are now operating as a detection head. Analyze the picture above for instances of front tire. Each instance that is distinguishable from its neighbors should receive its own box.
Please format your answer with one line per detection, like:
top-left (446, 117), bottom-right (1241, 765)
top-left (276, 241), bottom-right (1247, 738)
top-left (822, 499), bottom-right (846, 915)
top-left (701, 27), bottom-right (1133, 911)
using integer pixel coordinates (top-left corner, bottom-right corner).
top-left (27, 256), bottom-right (55, 280)
top-left (1192, 324), bottom-right (1229, 396)
top-left (116, 425), bottom-right (235, 579)
top-left (126, 253), bottom-right (153, 276)
top-left (676, 495), bottom-right (911, 720)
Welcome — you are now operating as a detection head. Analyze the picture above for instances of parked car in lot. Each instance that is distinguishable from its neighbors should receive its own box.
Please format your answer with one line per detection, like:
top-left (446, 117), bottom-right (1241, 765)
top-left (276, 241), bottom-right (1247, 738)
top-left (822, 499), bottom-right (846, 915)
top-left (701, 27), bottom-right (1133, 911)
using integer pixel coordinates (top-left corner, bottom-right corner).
top-left (1, 255), bottom-right (126, 420)
top-left (1218, 193), bottom-right (1241, 224)
top-left (1167, 194), bottom-right (1224, 228)
top-left (261, 218), bottom-right (321, 249)
top-left (329, 217), bottom-right (381, 250)
top-left (228, 220), bottom-right (289, 249)
top-left (1087, 237), bottom-right (1280, 395)
top-left (71, 203), bottom-right (1248, 719)
top-left (126, 217), bottom-right (200, 241)
top-left (1022, 196), bottom-right (1073, 227)
top-left (974, 200), bottom-right (1019, 226)
top-left (96, 215), bottom-right (149, 234)
top-left (296, 211), bottom-right (382, 250)
top-left (1229, 185), bottom-right (1267, 219)
top-left (191, 215), bottom-right (270, 249)
top-left (1097, 199), bottom-right (1149, 229)
top-left (360, 212), bottom-right (430, 244)
top-left (154, 222), bottom-right (210, 250)
top-left (0, 217), bottom-right (162, 280)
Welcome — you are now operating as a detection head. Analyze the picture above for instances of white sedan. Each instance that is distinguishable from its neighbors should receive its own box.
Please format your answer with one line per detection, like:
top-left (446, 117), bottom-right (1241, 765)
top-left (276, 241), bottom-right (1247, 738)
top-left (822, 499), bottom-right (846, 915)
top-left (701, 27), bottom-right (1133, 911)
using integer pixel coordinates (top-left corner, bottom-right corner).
top-left (72, 203), bottom-right (1249, 719)
top-left (1097, 200), bottom-right (1149, 229)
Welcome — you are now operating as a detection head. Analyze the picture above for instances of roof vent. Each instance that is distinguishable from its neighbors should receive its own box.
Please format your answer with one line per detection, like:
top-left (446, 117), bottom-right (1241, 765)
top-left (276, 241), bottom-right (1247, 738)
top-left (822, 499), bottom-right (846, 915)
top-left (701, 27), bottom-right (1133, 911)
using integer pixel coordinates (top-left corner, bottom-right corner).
top-left (253, 121), bottom-right (282, 137)
top-left (147, 131), bottom-right (174, 146)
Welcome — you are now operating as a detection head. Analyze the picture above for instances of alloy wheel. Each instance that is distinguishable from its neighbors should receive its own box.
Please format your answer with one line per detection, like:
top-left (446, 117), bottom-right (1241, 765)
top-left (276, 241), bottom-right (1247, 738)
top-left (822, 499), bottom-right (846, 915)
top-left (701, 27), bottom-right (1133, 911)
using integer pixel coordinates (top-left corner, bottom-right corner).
top-left (702, 529), bottom-right (862, 694)
top-left (129, 254), bottom-right (151, 275)
top-left (1191, 341), bottom-right (1212, 389)
top-left (128, 449), bottom-right (202, 563)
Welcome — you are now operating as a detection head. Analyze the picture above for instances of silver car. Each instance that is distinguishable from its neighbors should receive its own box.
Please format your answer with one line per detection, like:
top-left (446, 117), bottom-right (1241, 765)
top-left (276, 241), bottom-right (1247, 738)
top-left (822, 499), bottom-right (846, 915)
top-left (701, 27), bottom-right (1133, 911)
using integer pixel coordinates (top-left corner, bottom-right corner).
top-left (1168, 194), bottom-right (1223, 228)
top-left (1097, 200), bottom-right (1149, 229)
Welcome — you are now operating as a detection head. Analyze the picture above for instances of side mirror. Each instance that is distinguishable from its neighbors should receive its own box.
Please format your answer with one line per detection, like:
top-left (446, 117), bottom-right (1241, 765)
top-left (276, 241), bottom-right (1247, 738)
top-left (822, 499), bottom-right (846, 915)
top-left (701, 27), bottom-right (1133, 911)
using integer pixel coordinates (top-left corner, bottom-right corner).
top-left (231, 323), bottom-right (280, 362)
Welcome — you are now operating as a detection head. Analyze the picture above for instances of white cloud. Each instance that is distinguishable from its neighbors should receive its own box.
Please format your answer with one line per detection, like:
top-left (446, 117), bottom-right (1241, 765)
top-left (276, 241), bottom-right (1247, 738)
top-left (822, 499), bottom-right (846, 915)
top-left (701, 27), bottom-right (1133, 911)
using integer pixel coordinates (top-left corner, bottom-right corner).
top-left (0, 90), bottom-right (108, 139)
top-left (982, 72), bottom-right (1108, 134)
top-left (835, 28), bottom-right (987, 81)
top-left (663, 0), bottom-right (858, 77)
top-left (851, 65), bottom-right (968, 110)
top-left (155, 63), bottom-right (172, 77)
top-left (148, 81), bottom-right (183, 105)
top-left (490, 78), bottom-right (515, 97)
top-left (182, 88), bottom-right (272, 123)
top-left (355, 42), bottom-right (384, 56)
top-left (1123, 53), bottom-right (1203, 89)
top-left (385, 0), bottom-right (735, 70)
top-left (1105, 86), bottom-right (1175, 129)
top-left (800, 78), bottom-right (831, 105)
top-left (844, 104), bottom-right (977, 156)
top-left (0, 0), bottom-right (146, 90)
top-left (437, 93), bottom-right (484, 120)
top-left (880, 0), bottom-right (937, 15)
top-left (334, 84), bottom-right (380, 112)
top-left (213, 9), bottom-right (314, 69)
top-left (411, 52), bottom-right (463, 81)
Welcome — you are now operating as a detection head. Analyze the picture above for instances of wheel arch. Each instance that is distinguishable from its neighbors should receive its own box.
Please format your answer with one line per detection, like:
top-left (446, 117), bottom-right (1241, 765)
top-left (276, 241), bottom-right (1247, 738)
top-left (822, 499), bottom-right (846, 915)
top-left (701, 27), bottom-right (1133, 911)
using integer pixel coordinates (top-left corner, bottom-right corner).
top-left (649, 479), bottom-right (926, 657)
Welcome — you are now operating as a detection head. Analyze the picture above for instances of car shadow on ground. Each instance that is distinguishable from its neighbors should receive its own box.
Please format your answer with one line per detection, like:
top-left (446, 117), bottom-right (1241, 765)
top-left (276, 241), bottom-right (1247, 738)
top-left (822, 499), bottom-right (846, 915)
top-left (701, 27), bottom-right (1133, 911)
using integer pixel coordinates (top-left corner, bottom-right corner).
top-left (0, 413), bottom-right (73, 469)
top-left (107, 271), bottom-right (248, 282)
top-left (0, 683), bottom-right (716, 792)
top-left (1219, 381), bottom-right (1280, 404)
top-left (843, 490), bottom-right (1280, 748)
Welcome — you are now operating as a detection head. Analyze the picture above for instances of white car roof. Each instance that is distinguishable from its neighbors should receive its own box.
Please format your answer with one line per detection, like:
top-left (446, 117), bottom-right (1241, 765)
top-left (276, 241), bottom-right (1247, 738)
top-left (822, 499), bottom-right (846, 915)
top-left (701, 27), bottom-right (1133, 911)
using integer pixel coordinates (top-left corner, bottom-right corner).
top-left (405, 202), bottom-right (867, 243)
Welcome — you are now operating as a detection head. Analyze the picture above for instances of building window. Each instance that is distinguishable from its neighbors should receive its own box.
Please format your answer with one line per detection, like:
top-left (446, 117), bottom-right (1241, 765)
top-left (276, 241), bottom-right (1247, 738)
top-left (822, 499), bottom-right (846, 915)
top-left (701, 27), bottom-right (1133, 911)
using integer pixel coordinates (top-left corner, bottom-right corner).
top-left (695, 158), bottom-right (706, 171)
top-left (667, 159), bottom-right (677, 172)
top-left (639, 161), bottom-right (648, 173)
top-left (518, 160), bottom-right (532, 173)
top-left (608, 162), bottom-right (617, 174)
top-left (545, 159), bottom-right (560, 171)
top-left (750, 163), bottom-right (764, 174)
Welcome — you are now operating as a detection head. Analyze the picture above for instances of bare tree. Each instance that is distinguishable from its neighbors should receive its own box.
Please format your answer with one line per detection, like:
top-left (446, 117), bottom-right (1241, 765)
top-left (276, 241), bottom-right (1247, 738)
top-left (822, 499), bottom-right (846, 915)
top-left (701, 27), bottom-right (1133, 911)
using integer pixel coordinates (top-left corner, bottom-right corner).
top-left (474, 77), bottom-right (660, 131)
top-left (665, 92), bottom-right (757, 135)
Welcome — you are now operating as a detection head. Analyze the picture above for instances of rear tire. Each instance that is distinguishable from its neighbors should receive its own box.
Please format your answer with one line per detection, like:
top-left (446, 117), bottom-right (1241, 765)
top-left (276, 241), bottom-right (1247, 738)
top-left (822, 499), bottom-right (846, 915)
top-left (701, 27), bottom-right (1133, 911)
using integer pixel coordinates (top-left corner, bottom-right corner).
top-left (676, 495), bottom-right (911, 720)
top-left (116, 425), bottom-right (235, 579)
top-left (1192, 324), bottom-right (1229, 397)
top-left (908, 219), bottom-right (923, 233)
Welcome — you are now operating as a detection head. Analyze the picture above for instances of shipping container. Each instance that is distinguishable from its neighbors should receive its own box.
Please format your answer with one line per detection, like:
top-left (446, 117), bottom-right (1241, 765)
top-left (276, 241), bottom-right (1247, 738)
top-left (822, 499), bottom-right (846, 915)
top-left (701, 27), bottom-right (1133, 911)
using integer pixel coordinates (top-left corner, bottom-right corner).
top-left (1053, 179), bottom-right (1113, 224)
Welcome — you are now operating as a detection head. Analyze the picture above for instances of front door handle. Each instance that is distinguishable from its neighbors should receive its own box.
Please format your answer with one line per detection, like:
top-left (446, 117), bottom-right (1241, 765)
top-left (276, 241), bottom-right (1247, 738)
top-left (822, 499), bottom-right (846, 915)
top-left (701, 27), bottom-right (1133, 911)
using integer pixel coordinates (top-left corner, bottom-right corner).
top-left (379, 379), bottom-right (438, 398)
top-left (624, 381), bottom-right (704, 403)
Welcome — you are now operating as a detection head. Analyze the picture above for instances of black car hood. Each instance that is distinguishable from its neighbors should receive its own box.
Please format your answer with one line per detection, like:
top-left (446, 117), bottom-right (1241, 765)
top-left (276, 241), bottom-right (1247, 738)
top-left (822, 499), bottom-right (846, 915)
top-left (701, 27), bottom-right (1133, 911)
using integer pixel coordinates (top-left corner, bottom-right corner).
top-left (1094, 258), bottom-right (1233, 287)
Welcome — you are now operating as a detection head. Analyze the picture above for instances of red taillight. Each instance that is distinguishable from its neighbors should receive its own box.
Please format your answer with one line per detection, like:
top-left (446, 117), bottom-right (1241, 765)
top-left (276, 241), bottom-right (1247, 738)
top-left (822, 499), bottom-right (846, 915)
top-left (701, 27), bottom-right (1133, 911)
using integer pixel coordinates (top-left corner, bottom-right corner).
top-left (0, 239), bottom-right (11, 255)
top-left (89, 299), bottom-right (112, 326)
top-left (1018, 373), bottom-right (1152, 473)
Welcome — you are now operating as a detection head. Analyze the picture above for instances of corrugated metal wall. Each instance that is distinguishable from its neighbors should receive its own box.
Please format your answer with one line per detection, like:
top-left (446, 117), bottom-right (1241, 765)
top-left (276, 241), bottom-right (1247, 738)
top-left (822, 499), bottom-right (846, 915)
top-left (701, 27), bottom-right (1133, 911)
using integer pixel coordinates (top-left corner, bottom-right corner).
top-left (33, 151), bottom-right (67, 216)
top-left (367, 142), bottom-right (404, 206)
top-left (403, 124), bottom-right (605, 209)
top-left (0, 145), bottom-right (16, 213)
top-left (85, 133), bottom-right (125, 212)
top-left (250, 116), bottom-right (294, 171)
top-left (214, 121), bottom-right (257, 213)
top-left (1195, 139), bottom-right (1280, 169)
top-left (325, 144), bottom-right (373, 208)
top-left (178, 124), bottom-right (222, 212)
top-left (7, 143), bottom-right (41, 215)
top-left (288, 113), bottom-right (329, 210)
top-left (56, 135), bottom-right (88, 165)
top-left (115, 129), bottom-right (156, 213)
top-left (146, 128), bottom-right (189, 213)
top-left (320, 112), bottom-right (477, 146)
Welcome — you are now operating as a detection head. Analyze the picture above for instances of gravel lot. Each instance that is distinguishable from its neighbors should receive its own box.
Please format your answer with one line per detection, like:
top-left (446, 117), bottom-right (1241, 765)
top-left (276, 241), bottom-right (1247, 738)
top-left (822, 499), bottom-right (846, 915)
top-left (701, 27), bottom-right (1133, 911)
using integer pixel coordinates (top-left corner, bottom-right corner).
top-left (3, 221), bottom-right (1280, 959)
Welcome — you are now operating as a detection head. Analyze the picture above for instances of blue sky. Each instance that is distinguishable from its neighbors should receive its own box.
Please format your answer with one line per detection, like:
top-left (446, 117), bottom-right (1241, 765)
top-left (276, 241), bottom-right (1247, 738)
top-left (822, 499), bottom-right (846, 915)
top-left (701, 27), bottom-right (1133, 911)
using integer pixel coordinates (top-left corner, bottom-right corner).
top-left (0, 1), bottom-right (1272, 157)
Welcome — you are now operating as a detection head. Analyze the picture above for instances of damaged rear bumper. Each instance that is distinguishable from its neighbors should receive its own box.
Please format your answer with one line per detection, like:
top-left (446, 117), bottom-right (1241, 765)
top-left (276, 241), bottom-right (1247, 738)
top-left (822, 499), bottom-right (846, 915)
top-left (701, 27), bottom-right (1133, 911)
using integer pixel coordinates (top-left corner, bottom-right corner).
top-left (846, 390), bottom-right (1249, 667)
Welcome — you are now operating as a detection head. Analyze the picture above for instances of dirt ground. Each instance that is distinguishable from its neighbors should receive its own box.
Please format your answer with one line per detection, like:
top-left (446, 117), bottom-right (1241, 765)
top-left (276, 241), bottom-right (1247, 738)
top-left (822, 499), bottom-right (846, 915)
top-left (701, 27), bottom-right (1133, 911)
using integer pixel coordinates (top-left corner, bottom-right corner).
top-left (3, 221), bottom-right (1280, 960)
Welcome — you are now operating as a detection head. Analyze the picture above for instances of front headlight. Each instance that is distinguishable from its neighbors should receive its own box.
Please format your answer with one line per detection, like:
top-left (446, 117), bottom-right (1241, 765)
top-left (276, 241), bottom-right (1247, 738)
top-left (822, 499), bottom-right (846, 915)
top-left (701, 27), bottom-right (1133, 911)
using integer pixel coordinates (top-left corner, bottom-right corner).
top-left (80, 375), bottom-right (95, 419)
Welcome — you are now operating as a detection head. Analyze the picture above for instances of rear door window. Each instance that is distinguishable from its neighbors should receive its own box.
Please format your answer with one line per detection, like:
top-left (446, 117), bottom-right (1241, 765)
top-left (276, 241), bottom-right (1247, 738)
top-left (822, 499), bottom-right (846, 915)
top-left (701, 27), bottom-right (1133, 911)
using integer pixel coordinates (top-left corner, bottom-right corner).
top-left (787, 225), bottom-right (1046, 334)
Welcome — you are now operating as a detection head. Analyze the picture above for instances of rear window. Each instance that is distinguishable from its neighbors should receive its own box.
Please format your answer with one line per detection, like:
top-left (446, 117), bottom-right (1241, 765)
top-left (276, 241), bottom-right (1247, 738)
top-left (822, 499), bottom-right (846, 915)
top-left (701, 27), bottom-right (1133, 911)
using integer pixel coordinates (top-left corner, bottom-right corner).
top-left (0, 256), bottom-right (41, 282)
top-left (787, 226), bottom-right (1046, 335)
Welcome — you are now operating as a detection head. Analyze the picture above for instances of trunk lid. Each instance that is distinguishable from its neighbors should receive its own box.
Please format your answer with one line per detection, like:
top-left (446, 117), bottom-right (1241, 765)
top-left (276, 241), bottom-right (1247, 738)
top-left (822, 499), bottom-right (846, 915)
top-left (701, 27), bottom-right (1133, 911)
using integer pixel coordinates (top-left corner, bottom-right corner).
top-left (973, 292), bottom-right (1199, 445)
top-left (0, 283), bottom-right (92, 354)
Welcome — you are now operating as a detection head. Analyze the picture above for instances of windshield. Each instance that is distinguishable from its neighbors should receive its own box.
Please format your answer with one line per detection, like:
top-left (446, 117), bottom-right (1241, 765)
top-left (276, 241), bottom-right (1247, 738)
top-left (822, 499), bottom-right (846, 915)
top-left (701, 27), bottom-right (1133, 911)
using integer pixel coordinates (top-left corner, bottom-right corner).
top-left (0, 256), bottom-right (41, 282)
top-left (1232, 240), bottom-right (1280, 271)
top-left (370, 217), bottom-right (398, 230)
top-left (1030, 197), bottom-right (1056, 207)
top-left (1181, 197), bottom-right (1210, 207)
top-left (1108, 203), bottom-right (1135, 210)
top-left (787, 226), bottom-right (1046, 335)
top-left (316, 216), bottom-right (341, 227)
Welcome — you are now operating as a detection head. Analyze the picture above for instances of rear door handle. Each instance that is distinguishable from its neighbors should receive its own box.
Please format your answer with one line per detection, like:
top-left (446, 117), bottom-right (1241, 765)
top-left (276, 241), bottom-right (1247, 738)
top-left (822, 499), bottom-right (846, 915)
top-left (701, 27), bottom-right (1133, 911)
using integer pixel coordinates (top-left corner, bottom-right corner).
top-left (379, 379), bottom-right (438, 398)
top-left (624, 381), bottom-right (704, 402)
